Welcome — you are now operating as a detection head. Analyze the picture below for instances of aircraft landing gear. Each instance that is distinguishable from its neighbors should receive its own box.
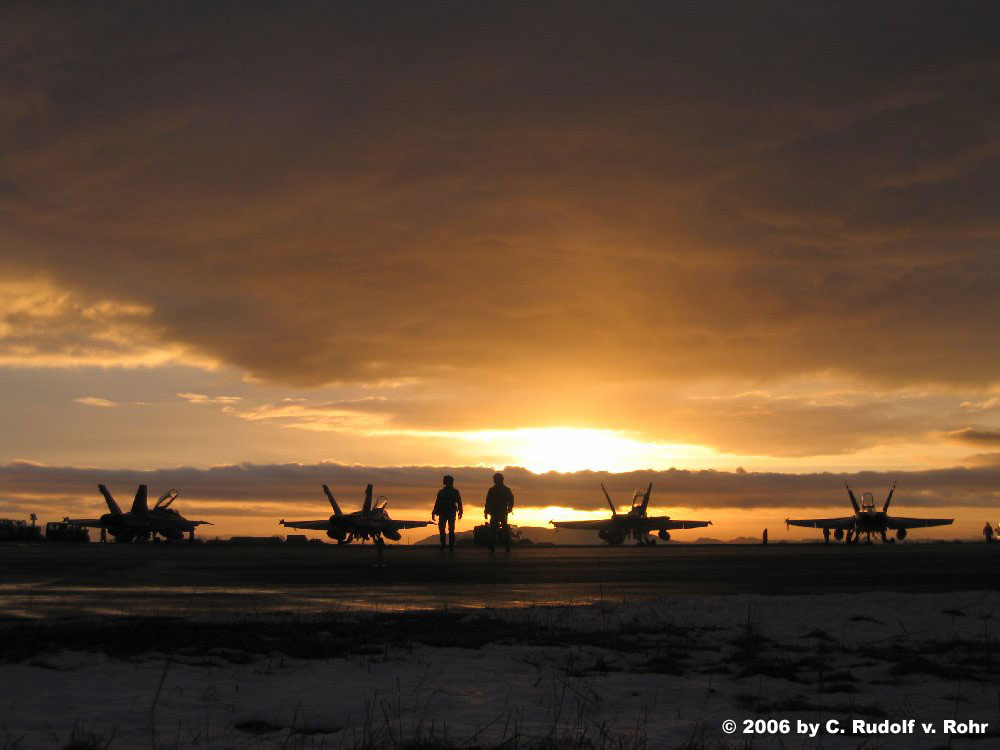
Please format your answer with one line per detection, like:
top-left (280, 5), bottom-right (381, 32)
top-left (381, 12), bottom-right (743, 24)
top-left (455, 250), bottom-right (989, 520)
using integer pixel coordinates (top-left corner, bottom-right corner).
top-left (601, 530), bottom-right (625, 546)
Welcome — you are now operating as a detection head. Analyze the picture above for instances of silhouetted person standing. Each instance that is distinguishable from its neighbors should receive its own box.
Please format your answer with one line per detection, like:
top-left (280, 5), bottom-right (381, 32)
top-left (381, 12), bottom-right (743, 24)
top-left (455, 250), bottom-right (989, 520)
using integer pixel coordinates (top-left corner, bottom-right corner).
top-left (484, 472), bottom-right (514, 553)
top-left (984, 522), bottom-right (994, 543)
top-left (432, 475), bottom-right (463, 550)
top-left (762, 528), bottom-right (768, 545)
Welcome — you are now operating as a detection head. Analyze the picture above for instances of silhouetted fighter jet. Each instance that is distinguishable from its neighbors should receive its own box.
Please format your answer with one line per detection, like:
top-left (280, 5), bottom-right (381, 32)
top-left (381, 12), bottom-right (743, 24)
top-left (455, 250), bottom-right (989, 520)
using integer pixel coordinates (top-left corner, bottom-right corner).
top-left (70, 484), bottom-right (212, 542)
top-left (550, 483), bottom-right (712, 546)
top-left (785, 482), bottom-right (953, 544)
top-left (279, 484), bottom-right (430, 546)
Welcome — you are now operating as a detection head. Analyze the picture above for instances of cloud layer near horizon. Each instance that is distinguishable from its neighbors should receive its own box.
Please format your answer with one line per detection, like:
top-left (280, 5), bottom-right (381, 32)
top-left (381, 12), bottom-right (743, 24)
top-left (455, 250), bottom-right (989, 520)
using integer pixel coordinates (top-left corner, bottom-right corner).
top-left (2, 461), bottom-right (998, 518)
top-left (2, 3), bottom-right (998, 393)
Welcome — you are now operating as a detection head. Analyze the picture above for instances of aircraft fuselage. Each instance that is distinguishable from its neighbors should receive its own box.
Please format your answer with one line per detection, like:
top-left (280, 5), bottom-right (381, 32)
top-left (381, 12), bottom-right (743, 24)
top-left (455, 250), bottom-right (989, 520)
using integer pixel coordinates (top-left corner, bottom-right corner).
top-left (99, 510), bottom-right (201, 542)
top-left (852, 510), bottom-right (889, 534)
top-left (323, 510), bottom-right (403, 543)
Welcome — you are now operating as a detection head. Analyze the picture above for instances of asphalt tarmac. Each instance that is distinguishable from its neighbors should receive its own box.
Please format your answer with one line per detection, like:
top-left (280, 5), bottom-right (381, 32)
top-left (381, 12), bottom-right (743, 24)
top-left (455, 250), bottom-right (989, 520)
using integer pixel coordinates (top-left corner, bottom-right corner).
top-left (0, 542), bottom-right (996, 619)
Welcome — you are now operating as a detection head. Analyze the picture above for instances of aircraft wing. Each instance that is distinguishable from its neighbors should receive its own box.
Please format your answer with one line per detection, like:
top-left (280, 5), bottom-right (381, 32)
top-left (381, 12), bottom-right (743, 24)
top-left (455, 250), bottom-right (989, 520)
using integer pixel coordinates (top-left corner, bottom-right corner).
top-left (279, 519), bottom-right (330, 531)
top-left (785, 516), bottom-right (856, 529)
top-left (642, 517), bottom-right (711, 531)
top-left (550, 519), bottom-right (613, 531)
top-left (385, 519), bottom-right (432, 530)
top-left (886, 516), bottom-right (953, 529)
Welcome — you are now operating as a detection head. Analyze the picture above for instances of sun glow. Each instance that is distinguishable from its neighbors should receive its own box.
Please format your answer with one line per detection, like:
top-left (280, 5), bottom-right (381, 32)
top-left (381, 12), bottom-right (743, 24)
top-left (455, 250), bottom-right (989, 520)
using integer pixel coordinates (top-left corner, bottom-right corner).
top-left (507, 504), bottom-right (609, 527)
top-left (457, 427), bottom-right (719, 473)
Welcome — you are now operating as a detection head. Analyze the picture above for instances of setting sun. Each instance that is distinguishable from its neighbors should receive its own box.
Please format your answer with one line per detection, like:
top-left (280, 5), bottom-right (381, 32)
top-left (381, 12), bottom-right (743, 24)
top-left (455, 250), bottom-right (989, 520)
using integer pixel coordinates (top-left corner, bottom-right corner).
top-left (457, 427), bottom-right (719, 473)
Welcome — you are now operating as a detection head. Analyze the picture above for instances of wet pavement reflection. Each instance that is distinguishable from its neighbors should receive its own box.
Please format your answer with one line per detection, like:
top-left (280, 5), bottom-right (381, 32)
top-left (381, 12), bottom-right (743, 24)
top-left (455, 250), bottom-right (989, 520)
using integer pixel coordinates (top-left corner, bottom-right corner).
top-left (0, 543), bottom-right (991, 620)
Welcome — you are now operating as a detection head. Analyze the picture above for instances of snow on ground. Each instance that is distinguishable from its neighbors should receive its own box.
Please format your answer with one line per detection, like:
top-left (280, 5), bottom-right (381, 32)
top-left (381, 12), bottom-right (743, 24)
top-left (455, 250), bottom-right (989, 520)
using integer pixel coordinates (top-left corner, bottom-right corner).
top-left (1, 591), bottom-right (998, 749)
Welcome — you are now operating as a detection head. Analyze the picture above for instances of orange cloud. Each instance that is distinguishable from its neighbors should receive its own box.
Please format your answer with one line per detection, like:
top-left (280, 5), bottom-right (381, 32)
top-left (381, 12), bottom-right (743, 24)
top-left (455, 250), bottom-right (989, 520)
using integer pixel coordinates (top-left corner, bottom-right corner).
top-left (0, 4), bottom-right (996, 394)
top-left (73, 396), bottom-right (117, 407)
top-left (0, 277), bottom-right (213, 369)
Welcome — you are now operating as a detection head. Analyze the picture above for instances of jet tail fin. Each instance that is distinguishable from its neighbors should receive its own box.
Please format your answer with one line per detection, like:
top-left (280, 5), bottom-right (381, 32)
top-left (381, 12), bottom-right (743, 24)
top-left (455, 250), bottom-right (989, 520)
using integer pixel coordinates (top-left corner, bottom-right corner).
top-left (640, 483), bottom-right (652, 514)
top-left (882, 481), bottom-right (896, 513)
top-left (846, 483), bottom-right (860, 513)
top-left (601, 483), bottom-right (616, 515)
top-left (131, 484), bottom-right (149, 514)
top-left (322, 484), bottom-right (343, 515)
top-left (362, 483), bottom-right (373, 514)
top-left (98, 484), bottom-right (123, 515)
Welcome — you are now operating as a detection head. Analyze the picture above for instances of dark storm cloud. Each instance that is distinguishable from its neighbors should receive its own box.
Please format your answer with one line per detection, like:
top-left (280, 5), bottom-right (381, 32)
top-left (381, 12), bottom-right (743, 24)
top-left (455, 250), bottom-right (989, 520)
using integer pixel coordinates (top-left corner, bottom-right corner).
top-left (947, 427), bottom-right (1000, 445)
top-left (1, 460), bottom-right (997, 519)
top-left (1, 2), bottom-right (998, 388)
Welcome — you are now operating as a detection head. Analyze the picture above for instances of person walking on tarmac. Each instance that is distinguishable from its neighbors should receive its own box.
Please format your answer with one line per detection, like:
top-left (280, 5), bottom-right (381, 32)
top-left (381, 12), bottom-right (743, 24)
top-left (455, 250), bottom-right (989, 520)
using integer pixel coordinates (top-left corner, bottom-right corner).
top-left (485, 472), bottom-right (515, 553)
top-left (432, 475), bottom-right (463, 550)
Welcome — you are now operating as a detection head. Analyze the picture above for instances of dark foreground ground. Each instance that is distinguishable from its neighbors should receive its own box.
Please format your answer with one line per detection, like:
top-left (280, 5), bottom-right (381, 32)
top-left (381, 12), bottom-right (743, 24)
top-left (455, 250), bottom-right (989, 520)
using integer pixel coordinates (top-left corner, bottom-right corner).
top-left (0, 541), bottom-right (996, 619)
top-left (1, 544), bottom-right (998, 749)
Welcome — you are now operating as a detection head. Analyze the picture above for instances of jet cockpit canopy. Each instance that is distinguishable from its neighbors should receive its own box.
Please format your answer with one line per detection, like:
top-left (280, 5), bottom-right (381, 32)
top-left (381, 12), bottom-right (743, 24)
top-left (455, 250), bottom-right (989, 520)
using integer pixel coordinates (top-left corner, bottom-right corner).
top-left (861, 492), bottom-right (875, 511)
top-left (371, 495), bottom-right (390, 515)
top-left (153, 489), bottom-right (178, 510)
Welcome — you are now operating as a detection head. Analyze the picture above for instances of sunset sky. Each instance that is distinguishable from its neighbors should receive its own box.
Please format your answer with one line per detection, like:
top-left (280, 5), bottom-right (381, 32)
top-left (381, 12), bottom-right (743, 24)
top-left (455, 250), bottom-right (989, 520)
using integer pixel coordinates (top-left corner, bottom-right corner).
top-left (1, 2), bottom-right (998, 540)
